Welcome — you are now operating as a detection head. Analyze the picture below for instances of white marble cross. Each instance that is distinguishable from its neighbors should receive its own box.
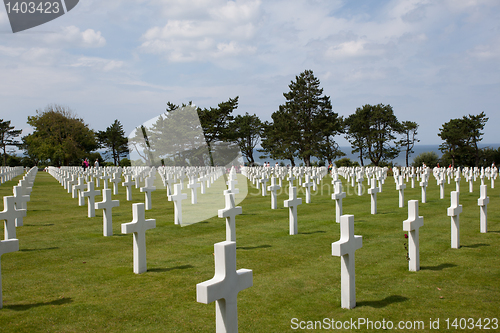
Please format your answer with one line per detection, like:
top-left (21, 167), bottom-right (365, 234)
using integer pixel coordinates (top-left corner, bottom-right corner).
top-left (121, 203), bottom-right (156, 274)
top-left (168, 183), bottom-right (187, 225)
top-left (0, 238), bottom-right (19, 309)
top-left (468, 170), bottom-right (474, 193)
top-left (302, 175), bottom-right (313, 203)
top-left (122, 175), bottom-right (134, 201)
top-left (284, 187), bottom-right (302, 235)
top-left (331, 181), bottom-right (346, 223)
top-left (196, 241), bottom-right (253, 333)
top-left (287, 172), bottom-right (295, 188)
top-left (376, 172), bottom-right (383, 193)
top-left (100, 172), bottom-right (111, 189)
top-left (93, 170), bottom-right (101, 188)
top-left (95, 189), bottom-right (120, 237)
top-left (454, 170), bottom-right (461, 193)
top-left (419, 176), bottom-right (428, 204)
top-left (260, 174), bottom-right (269, 196)
top-left (356, 172), bottom-right (364, 196)
top-left (72, 177), bottom-right (86, 206)
top-left (187, 177), bottom-right (201, 204)
top-left (133, 173), bottom-right (140, 189)
top-left (226, 172), bottom-right (239, 195)
top-left (199, 173), bottom-right (209, 194)
top-left (18, 179), bottom-right (32, 197)
top-left (403, 200), bottom-right (424, 271)
top-left (82, 181), bottom-right (100, 218)
top-left (111, 172), bottom-right (121, 195)
top-left (396, 175), bottom-right (406, 208)
top-left (332, 214), bottom-right (362, 309)
top-left (67, 175), bottom-right (77, 194)
top-left (367, 178), bottom-right (379, 215)
top-left (219, 190), bottom-right (242, 242)
top-left (438, 174), bottom-right (445, 199)
top-left (410, 169), bottom-right (416, 188)
top-left (1, 196), bottom-right (26, 239)
top-left (267, 177), bottom-right (281, 209)
top-left (178, 171), bottom-right (186, 190)
top-left (140, 176), bottom-right (156, 210)
top-left (447, 191), bottom-right (463, 249)
top-left (477, 185), bottom-right (489, 233)
top-left (12, 186), bottom-right (30, 226)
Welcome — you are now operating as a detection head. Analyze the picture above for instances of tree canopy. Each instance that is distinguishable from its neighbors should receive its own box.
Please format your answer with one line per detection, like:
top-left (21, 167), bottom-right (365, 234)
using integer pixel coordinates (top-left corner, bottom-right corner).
top-left (345, 104), bottom-right (401, 166)
top-left (229, 112), bottom-right (263, 166)
top-left (397, 121), bottom-right (419, 167)
top-left (23, 105), bottom-right (97, 166)
top-left (438, 112), bottom-right (488, 167)
top-left (260, 69), bottom-right (342, 166)
top-left (97, 119), bottom-right (129, 166)
top-left (0, 119), bottom-right (22, 166)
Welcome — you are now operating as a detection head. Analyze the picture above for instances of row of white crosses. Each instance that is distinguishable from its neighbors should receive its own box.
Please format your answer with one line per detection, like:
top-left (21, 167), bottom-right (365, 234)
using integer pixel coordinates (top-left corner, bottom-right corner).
top-left (0, 166), bottom-right (25, 184)
top-left (47, 166), bottom-right (161, 274)
top-left (0, 166), bottom-right (38, 308)
top-left (163, 166), bottom-right (226, 226)
top-left (332, 166), bottom-right (388, 195)
top-left (197, 166), bottom-right (253, 333)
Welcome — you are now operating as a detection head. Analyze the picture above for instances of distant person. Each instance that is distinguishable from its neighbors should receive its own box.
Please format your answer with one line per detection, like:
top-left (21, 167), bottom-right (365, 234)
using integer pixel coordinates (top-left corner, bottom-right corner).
top-left (94, 159), bottom-right (99, 168)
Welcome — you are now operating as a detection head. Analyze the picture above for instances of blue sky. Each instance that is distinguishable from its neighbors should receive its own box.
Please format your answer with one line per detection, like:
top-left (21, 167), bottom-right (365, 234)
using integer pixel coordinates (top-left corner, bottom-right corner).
top-left (1, 0), bottom-right (499, 147)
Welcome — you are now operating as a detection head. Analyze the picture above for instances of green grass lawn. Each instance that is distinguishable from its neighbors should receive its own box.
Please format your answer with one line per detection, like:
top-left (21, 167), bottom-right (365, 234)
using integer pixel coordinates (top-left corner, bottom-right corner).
top-left (0, 171), bottom-right (499, 332)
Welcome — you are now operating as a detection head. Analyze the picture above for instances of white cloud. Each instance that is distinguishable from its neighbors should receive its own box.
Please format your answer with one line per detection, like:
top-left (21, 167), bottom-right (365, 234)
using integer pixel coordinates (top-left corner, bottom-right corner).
top-left (43, 26), bottom-right (106, 48)
top-left (140, 0), bottom-right (261, 63)
top-left (70, 57), bottom-right (124, 71)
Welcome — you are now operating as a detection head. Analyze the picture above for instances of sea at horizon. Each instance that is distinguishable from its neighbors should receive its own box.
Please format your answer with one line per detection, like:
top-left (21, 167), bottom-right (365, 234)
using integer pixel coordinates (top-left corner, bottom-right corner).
top-left (252, 143), bottom-right (500, 167)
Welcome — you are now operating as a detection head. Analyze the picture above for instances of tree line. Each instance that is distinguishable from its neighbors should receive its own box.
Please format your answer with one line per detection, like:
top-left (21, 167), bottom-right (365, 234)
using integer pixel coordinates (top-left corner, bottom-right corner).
top-left (1, 105), bottom-right (128, 167)
top-left (1, 70), bottom-right (495, 168)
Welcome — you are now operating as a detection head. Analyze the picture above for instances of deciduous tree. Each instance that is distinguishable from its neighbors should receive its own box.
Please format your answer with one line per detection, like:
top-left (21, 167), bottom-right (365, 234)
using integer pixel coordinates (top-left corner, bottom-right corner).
top-left (229, 112), bottom-right (262, 166)
top-left (438, 112), bottom-right (488, 167)
top-left (0, 119), bottom-right (22, 166)
top-left (23, 105), bottom-right (97, 166)
top-left (345, 104), bottom-right (400, 166)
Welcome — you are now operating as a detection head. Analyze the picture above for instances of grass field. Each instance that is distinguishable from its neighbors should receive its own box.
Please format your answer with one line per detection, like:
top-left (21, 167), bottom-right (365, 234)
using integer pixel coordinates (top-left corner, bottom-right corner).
top-left (0, 170), bottom-right (499, 332)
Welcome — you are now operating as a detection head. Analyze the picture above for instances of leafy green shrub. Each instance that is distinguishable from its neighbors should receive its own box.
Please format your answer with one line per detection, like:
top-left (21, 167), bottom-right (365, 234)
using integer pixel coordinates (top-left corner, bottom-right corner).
top-left (412, 151), bottom-right (439, 168)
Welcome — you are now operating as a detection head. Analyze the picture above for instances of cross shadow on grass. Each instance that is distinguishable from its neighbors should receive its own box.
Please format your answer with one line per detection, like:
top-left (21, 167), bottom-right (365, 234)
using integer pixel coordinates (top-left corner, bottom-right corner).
top-left (461, 243), bottom-right (490, 248)
top-left (23, 224), bottom-right (54, 227)
top-left (148, 265), bottom-right (194, 273)
top-left (3, 297), bottom-right (73, 311)
top-left (299, 231), bottom-right (326, 235)
top-left (356, 295), bottom-right (408, 308)
top-left (237, 245), bottom-right (271, 250)
top-left (20, 247), bottom-right (59, 252)
top-left (421, 263), bottom-right (457, 271)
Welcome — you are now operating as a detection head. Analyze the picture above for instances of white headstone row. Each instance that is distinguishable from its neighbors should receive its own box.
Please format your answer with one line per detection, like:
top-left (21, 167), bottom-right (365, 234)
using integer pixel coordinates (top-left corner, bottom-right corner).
top-left (0, 166), bottom-right (24, 184)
